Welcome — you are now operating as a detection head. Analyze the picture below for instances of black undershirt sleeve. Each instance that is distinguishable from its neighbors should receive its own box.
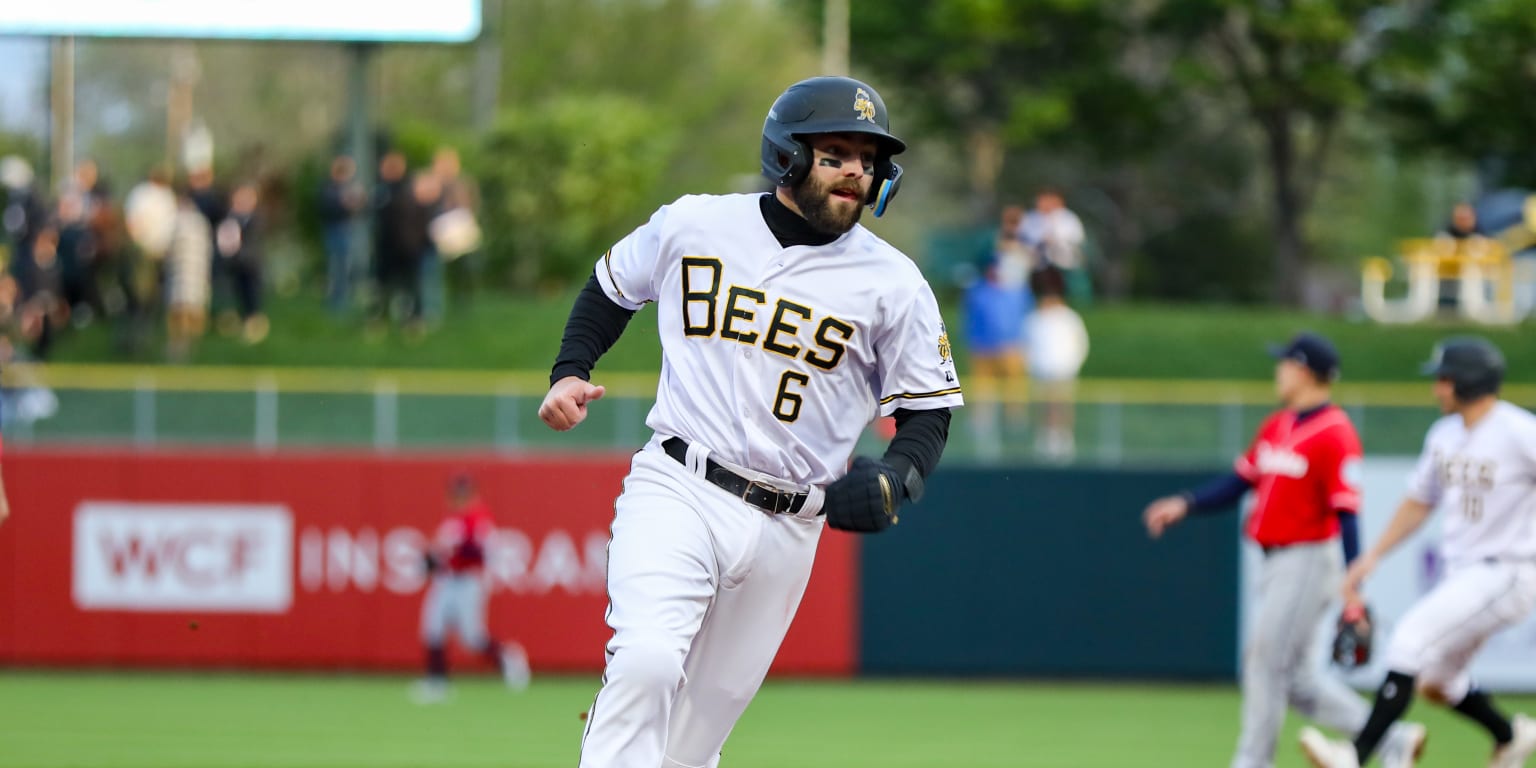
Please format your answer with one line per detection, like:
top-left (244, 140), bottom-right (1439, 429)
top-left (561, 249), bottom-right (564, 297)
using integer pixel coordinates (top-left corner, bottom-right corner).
top-left (882, 407), bottom-right (951, 502)
top-left (549, 272), bottom-right (638, 386)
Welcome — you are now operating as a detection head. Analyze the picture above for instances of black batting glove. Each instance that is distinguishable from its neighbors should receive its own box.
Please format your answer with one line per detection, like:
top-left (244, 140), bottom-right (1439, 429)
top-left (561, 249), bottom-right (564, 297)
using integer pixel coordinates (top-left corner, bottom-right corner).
top-left (823, 456), bottom-right (904, 533)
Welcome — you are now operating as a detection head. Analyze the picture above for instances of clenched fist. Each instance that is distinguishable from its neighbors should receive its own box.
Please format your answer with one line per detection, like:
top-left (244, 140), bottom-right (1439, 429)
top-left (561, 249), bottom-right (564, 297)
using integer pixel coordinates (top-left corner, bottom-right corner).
top-left (540, 376), bottom-right (607, 431)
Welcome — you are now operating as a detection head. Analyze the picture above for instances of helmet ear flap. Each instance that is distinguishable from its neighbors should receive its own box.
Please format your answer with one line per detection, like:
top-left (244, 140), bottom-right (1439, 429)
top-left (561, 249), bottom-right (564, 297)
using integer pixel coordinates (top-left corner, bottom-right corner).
top-left (763, 134), bottom-right (813, 187)
top-left (867, 160), bottom-right (901, 217)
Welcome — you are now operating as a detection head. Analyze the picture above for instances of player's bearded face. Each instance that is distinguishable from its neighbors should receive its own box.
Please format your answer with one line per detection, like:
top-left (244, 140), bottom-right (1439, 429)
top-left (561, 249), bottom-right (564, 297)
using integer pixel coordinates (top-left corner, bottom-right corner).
top-left (793, 136), bottom-right (878, 235)
top-left (793, 170), bottom-right (865, 235)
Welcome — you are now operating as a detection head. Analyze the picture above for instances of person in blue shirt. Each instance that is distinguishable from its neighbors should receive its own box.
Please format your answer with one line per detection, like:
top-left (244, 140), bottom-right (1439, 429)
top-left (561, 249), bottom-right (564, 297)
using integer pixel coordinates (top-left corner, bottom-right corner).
top-left (963, 258), bottom-right (1032, 457)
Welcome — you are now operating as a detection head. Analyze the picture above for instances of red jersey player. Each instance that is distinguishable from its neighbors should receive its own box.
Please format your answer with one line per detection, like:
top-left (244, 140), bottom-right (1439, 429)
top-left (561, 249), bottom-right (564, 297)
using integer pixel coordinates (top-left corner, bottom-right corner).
top-left (414, 474), bottom-right (529, 702)
top-left (1141, 333), bottom-right (1424, 768)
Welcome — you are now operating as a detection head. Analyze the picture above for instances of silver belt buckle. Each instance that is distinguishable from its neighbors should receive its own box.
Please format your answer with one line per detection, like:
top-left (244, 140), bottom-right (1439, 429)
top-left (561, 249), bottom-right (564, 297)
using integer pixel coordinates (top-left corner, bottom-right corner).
top-left (744, 480), bottom-right (785, 514)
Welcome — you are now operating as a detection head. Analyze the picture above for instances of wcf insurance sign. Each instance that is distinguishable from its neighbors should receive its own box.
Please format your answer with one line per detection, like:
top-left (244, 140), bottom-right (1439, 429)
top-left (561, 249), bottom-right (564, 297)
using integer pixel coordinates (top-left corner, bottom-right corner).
top-left (73, 502), bottom-right (294, 613)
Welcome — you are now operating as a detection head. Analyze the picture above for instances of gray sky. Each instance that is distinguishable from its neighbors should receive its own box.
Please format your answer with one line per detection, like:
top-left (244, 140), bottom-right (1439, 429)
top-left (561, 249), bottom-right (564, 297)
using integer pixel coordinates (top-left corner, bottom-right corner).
top-left (0, 38), bottom-right (47, 134)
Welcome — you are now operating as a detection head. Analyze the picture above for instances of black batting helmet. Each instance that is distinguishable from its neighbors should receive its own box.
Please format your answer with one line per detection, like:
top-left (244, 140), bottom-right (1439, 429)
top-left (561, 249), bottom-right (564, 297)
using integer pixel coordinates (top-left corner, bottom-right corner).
top-left (761, 76), bottom-right (906, 217)
top-left (1421, 336), bottom-right (1505, 400)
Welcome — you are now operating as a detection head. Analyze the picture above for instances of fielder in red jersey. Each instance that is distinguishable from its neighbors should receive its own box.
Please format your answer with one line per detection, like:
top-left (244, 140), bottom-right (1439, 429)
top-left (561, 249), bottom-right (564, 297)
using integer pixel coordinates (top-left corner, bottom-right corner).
top-left (414, 474), bottom-right (529, 702)
top-left (1141, 333), bottom-right (1424, 768)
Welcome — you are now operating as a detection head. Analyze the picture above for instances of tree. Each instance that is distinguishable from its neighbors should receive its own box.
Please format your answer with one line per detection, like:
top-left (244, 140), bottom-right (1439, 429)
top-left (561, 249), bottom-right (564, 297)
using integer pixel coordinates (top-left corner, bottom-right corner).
top-left (818, 0), bottom-right (1183, 298)
top-left (836, 0), bottom-right (1168, 218)
top-left (479, 94), bottom-right (676, 291)
top-left (1149, 0), bottom-right (1414, 304)
top-left (1367, 0), bottom-right (1536, 189)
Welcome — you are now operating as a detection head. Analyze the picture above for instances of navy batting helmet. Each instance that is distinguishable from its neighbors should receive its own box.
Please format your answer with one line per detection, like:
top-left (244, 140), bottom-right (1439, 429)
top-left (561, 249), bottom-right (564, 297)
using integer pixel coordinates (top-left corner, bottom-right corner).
top-left (761, 76), bottom-right (906, 217)
top-left (1421, 337), bottom-right (1505, 400)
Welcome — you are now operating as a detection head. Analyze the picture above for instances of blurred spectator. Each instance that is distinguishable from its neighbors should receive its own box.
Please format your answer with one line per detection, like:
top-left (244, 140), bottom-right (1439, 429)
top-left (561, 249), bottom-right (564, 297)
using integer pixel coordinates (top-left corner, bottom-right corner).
top-left (1432, 201), bottom-right (1497, 310)
top-left (425, 146), bottom-right (483, 319)
top-left (319, 155), bottom-right (365, 315)
top-left (0, 273), bottom-right (20, 345)
top-left (415, 163), bottom-right (448, 327)
top-left (1026, 266), bottom-right (1089, 462)
top-left (215, 182), bottom-right (268, 344)
top-left (55, 192), bottom-right (104, 327)
top-left (165, 188), bottom-right (213, 362)
top-left (992, 204), bottom-right (1034, 290)
top-left (123, 167), bottom-right (178, 353)
top-left (15, 226), bottom-right (65, 360)
top-left (2, 156), bottom-right (47, 282)
top-left (1019, 188), bottom-right (1090, 303)
top-left (74, 160), bottom-right (123, 326)
top-left (188, 167), bottom-right (238, 336)
top-left (125, 167), bottom-right (178, 262)
top-left (371, 150), bottom-right (428, 336)
top-left (963, 259), bottom-right (1032, 459)
top-left (1439, 201), bottom-right (1481, 241)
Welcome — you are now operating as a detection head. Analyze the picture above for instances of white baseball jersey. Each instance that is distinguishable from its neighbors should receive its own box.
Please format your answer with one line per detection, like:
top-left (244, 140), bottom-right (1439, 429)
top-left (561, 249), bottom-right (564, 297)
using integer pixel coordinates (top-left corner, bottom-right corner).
top-left (595, 193), bottom-right (963, 486)
top-left (1407, 400), bottom-right (1536, 568)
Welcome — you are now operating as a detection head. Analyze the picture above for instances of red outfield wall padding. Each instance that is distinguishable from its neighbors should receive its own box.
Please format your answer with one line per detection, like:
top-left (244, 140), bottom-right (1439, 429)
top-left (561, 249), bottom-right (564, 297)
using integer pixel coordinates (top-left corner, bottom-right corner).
top-left (0, 447), bottom-right (857, 675)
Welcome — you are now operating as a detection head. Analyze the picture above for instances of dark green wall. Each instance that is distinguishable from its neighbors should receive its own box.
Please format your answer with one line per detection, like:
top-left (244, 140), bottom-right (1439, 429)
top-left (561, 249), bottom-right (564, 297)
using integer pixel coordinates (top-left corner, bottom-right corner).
top-left (860, 466), bottom-right (1239, 680)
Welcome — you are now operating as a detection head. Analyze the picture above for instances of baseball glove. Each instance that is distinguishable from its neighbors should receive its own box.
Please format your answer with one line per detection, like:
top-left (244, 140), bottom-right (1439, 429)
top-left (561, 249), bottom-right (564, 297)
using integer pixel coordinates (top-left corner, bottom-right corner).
top-left (1332, 603), bottom-right (1374, 669)
top-left (823, 456), bottom-right (903, 533)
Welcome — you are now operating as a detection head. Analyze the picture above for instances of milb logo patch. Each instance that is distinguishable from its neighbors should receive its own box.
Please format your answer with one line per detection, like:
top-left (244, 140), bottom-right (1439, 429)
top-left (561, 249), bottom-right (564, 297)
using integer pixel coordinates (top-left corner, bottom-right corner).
top-left (73, 502), bottom-right (294, 613)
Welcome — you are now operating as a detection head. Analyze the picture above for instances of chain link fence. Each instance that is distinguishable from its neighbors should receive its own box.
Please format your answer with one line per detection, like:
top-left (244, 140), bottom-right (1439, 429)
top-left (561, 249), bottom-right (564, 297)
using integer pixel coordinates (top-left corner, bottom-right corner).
top-left (4, 364), bottom-right (1518, 466)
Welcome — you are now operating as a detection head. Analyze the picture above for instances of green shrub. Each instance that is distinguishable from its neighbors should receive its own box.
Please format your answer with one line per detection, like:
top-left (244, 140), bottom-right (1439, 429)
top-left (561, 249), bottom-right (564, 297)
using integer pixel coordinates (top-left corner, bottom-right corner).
top-left (479, 94), bottom-right (678, 292)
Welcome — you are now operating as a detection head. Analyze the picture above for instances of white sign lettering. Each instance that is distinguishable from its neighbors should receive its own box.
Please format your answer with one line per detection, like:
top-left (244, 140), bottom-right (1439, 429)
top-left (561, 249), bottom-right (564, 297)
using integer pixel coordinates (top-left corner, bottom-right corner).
top-left (73, 503), bottom-right (293, 613)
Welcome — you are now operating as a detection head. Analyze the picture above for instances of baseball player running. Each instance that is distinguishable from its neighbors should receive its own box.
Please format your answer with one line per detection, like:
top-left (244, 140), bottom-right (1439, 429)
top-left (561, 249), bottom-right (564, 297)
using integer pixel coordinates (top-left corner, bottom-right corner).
top-left (1301, 337), bottom-right (1536, 768)
top-left (538, 76), bottom-right (962, 768)
top-left (1143, 333), bottom-right (1424, 768)
top-left (414, 474), bottom-right (530, 703)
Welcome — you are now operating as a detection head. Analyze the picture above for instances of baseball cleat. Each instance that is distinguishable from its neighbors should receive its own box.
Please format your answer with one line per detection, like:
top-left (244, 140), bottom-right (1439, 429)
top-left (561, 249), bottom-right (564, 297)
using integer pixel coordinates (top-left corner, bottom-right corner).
top-left (410, 677), bottom-right (450, 705)
top-left (1379, 722), bottom-right (1427, 768)
top-left (500, 642), bottom-right (531, 692)
top-left (1490, 713), bottom-right (1536, 768)
top-left (1299, 726), bottom-right (1360, 768)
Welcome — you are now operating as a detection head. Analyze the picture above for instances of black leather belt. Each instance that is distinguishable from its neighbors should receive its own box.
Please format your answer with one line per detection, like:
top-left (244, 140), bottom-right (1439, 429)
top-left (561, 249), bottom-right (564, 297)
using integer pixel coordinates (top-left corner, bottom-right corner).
top-left (662, 437), bottom-right (809, 515)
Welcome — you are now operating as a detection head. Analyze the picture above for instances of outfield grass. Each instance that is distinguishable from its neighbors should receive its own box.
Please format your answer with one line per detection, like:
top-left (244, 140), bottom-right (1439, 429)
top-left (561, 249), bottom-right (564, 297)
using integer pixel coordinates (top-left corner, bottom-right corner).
top-left (42, 292), bottom-right (1533, 382)
top-left (2, 671), bottom-right (1531, 767)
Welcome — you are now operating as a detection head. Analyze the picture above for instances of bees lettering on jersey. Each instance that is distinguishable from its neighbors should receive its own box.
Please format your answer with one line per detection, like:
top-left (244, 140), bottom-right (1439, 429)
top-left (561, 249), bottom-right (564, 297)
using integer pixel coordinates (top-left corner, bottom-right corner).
top-left (680, 257), bottom-right (853, 371)
top-left (1433, 451), bottom-right (1496, 492)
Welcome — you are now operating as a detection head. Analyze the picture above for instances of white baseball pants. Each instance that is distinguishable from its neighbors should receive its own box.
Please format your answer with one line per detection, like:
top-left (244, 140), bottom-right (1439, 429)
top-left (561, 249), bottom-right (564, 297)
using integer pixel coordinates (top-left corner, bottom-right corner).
top-left (579, 438), bottom-right (825, 768)
top-left (420, 572), bottom-right (488, 648)
top-left (1384, 560), bottom-right (1536, 702)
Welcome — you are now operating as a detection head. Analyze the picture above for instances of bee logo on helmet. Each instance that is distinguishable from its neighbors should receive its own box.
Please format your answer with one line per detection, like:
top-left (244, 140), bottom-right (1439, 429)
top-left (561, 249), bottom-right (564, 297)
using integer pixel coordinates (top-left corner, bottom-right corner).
top-left (853, 88), bottom-right (877, 122)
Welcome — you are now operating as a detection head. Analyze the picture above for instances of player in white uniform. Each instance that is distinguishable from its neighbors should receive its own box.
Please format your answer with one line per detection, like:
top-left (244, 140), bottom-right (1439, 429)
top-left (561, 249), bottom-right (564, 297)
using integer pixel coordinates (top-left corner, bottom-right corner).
top-left (1302, 338), bottom-right (1536, 768)
top-left (538, 77), bottom-right (962, 768)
